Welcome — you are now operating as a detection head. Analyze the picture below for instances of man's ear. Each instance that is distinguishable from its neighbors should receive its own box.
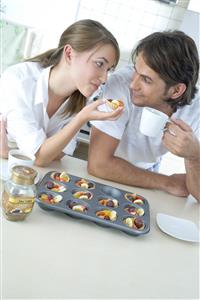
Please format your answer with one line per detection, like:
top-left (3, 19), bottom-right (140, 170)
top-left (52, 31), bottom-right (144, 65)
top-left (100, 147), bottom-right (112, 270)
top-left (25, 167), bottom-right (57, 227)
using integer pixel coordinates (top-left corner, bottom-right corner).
top-left (170, 83), bottom-right (186, 99)
top-left (63, 44), bottom-right (73, 63)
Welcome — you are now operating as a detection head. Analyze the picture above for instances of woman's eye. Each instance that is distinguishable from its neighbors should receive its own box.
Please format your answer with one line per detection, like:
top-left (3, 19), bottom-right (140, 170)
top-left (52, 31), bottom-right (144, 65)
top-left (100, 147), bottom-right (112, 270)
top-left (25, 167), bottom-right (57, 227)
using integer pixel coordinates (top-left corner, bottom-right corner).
top-left (95, 61), bottom-right (104, 68)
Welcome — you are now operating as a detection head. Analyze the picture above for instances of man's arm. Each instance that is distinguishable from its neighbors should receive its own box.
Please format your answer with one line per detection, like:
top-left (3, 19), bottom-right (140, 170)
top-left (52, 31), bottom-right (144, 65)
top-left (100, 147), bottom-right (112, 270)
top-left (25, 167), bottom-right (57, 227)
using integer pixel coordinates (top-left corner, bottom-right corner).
top-left (163, 119), bottom-right (200, 201)
top-left (88, 127), bottom-right (188, 197)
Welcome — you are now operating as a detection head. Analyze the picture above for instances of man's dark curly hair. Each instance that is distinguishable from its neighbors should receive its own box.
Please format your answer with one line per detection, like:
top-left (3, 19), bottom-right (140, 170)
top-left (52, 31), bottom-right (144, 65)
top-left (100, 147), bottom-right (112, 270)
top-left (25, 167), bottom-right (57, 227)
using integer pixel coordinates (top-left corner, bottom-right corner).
top-left (132, 31), bottom-right (199, 112)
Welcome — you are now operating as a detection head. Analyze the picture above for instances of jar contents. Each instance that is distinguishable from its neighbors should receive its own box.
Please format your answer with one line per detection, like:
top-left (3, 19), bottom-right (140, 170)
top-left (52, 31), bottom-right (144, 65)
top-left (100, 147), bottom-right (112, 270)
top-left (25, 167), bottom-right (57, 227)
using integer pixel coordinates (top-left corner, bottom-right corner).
top-left (2, 165), bottom-right (37, 221)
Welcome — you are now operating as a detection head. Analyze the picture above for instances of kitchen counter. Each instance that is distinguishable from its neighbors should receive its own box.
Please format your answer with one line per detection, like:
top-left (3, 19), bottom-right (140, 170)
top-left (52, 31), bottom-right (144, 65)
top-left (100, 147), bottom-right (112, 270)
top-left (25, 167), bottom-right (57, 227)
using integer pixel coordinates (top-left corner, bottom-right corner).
top-left (0, 156), bottom-right (199, 299)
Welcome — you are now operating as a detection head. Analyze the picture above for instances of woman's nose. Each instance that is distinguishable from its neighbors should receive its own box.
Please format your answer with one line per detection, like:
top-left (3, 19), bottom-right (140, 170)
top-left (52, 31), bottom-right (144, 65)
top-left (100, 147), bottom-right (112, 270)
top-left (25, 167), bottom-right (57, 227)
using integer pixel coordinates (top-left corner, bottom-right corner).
top-left (99, 70), bottom-right (108, 84)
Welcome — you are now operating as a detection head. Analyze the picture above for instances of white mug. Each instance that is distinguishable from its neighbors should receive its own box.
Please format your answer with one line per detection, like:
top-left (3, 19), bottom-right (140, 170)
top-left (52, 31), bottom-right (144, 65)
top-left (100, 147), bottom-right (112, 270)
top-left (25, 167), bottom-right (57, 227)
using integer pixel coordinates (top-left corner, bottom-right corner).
top-left (8, 149), bottom-right (36, 178)
top-left (139, 107), bottom-right (169, 137)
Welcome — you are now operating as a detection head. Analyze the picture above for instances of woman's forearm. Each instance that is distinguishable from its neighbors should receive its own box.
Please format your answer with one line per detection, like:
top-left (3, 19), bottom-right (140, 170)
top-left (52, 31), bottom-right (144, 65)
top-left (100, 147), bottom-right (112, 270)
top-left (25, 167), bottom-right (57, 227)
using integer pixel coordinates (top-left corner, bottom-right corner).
top-left (35, 112), bottom-right (86, 166)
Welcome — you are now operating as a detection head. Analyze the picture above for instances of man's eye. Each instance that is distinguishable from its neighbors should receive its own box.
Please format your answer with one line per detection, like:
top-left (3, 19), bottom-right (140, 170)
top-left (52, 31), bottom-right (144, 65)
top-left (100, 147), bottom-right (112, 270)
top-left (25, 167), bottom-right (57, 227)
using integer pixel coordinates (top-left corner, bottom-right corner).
top-left (143, 77), bottom-right (151, 84)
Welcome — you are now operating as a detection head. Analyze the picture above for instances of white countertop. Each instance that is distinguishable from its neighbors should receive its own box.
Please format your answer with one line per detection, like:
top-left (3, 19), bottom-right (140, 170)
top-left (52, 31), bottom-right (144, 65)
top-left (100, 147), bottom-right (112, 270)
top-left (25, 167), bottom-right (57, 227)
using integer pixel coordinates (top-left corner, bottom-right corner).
top-left (0, 156), bottom-right (199, 299)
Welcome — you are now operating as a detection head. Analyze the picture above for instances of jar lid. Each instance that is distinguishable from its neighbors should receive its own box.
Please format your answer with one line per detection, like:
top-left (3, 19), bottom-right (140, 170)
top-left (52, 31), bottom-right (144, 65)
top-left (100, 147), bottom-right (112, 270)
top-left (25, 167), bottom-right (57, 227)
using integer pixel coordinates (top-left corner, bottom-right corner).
top-left (11, 165), bottom-right (37, 185)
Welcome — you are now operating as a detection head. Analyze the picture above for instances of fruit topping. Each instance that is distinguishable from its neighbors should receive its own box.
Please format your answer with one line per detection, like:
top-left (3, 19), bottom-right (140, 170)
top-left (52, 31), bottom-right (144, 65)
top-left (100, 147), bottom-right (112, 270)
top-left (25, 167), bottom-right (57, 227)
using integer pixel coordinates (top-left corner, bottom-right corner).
top-left (96, 210), bottom-right (117, 221)
top-left (39, 193), bottom-right (63, 204)
top-left (123, 217), bottom-right (145, 230)
top-left (107, 99), bottom-right (124, 110)
top-left (72, 190), bottom-right (93, 200)
top-left (50, 171), bottom-right (70, 183)
top-left (98, 198), bottom-right (119, 208)
top-left (124, 193), bottom-right (145, 205)
top-left (75, 178), bottom-right (95, 189)
top-left (45, 180), bottom-right (66, 192)
top-left (68, 201), bottom-right (88, 213)
top-left (124, 205), bottom-right (144, 216)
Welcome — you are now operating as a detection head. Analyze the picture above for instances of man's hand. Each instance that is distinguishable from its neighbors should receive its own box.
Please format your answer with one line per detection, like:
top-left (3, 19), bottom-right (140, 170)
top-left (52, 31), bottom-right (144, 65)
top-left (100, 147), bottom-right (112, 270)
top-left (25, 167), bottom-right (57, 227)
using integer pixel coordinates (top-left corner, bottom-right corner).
top-left (163, 118), bottom-right (200, 161)
top-left (164, 173), bottom-right (189, 197)
top-left (163, 118), bottom-right (200, 201)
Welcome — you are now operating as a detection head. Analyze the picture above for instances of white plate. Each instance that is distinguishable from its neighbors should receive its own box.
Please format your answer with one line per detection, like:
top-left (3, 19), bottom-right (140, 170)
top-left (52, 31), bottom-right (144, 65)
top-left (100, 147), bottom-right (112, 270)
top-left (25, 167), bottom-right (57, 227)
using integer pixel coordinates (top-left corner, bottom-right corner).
top-left (156, 213), bottom-right (200, 243)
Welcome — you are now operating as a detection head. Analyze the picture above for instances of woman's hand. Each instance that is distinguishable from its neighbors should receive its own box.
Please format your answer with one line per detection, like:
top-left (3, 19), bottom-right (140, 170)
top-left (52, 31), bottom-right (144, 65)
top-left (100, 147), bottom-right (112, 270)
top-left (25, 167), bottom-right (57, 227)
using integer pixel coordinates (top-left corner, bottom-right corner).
top-left (78, 99), bottom-right (124, 123)
top-left (0, 115), bottom-right (9, 158)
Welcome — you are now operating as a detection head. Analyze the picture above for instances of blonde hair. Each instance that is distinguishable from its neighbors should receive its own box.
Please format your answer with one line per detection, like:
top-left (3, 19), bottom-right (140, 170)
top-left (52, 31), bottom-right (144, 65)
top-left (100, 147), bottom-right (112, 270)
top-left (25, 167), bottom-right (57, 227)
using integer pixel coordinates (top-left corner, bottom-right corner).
top-left (26, 19), bottom-right (120, 116)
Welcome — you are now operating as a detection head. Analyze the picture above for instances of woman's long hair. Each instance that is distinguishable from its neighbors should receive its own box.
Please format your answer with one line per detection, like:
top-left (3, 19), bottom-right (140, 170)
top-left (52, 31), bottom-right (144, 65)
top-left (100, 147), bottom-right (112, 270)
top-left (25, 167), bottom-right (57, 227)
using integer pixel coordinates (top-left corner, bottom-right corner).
top-left (26, 19), bottom-right (120, 116)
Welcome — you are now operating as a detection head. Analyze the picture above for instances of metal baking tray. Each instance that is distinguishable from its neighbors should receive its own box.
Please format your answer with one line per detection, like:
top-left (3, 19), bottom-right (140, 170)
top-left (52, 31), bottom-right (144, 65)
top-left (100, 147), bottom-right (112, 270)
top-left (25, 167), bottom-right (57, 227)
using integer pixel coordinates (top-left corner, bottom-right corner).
top-left (36, 171), bottom-right (150, 236)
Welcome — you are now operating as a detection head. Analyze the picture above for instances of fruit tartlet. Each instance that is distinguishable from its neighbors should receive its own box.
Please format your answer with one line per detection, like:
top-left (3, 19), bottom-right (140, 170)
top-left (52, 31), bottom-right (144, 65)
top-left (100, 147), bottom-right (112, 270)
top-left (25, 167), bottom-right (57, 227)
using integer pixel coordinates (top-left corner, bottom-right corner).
top-left (75, 178), bottom-right (95, 189)
top-left (72, 190), bottom-right (93, 200)
top-left (123, 217), bottom-right (145, 230)
top-left (39, 193), bottom-right (63, 204)
top-left (124, 193), bottom-right (145, 205)
top-left (98, 198), bottom-right (119, 208)
top-left (124, 205), bottom-right (144, 216)
top-left (107, 99), bottom-right (124, 110)
top-left (67, 200), bottom-right (88, 213)
top-left (45, 180), bottom-right (66, 192)
top-left (50, 171), bottom-right (70, 183)
top-left (96, 209), bottom-right (117, 221)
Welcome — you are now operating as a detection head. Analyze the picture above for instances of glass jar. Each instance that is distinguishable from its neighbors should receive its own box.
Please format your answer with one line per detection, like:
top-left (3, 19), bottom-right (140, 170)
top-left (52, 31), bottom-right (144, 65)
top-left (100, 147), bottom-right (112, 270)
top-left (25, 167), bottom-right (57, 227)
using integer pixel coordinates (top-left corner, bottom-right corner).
top-left (2, 165), bottom-right (37, 221)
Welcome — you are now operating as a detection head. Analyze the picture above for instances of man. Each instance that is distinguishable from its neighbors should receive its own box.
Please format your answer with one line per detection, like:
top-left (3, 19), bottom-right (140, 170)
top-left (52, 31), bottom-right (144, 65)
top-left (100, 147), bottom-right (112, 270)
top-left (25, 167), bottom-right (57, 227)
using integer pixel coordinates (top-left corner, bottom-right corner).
top-left (88, 31), bottom-right (200, 201)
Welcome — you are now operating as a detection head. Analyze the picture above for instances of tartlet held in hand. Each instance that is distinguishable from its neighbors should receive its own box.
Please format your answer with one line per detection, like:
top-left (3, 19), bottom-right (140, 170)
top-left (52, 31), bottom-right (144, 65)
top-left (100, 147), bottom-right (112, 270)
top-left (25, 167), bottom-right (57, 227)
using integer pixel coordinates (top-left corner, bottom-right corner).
top-left (107, 99), bottom-right (124, 110)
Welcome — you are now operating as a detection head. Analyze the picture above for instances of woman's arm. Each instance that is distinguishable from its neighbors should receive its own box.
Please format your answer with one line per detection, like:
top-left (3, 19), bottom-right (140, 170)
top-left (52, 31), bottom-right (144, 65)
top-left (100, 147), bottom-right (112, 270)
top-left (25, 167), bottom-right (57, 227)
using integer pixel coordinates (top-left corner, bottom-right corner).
top-left (35, 99), bottom-right (123, 166)
top-left (0, 116), bottom-right (9, 158)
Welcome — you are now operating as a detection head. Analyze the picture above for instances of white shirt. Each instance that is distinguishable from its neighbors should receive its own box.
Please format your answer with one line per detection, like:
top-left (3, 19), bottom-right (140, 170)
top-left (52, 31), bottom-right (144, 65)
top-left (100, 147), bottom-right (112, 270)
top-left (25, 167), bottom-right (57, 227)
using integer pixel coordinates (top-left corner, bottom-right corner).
top-left (91, 65), bottom-right (200, 169)
top-left (0, 62), bottom-right (78, 157)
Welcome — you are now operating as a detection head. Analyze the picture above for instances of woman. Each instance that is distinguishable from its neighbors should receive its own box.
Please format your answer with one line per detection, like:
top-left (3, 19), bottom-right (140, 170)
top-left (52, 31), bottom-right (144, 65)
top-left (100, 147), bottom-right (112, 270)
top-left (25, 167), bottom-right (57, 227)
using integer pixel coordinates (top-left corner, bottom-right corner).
top-left (0, 19), bottom-right (123, 166)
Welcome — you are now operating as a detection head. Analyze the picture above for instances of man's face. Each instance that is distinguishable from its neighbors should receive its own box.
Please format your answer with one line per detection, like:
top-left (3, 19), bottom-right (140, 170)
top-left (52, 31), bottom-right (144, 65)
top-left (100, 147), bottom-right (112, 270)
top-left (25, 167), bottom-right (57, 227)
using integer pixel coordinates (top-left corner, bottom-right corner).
top-left (130, 53), bottom-right (173, 112)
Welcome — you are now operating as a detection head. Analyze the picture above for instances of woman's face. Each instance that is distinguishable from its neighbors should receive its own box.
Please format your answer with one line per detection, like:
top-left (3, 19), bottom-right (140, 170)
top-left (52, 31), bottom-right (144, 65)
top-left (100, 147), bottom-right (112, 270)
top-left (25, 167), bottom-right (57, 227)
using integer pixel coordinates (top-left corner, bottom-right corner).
top-left (70, 44), bottom-right (117, 98)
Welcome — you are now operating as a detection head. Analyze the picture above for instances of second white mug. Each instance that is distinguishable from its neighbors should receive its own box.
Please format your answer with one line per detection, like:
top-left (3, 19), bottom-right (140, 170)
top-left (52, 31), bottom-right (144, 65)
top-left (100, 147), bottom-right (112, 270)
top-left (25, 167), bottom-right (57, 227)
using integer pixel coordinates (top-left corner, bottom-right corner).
top-left (8, 149), bottom-right (39, 182)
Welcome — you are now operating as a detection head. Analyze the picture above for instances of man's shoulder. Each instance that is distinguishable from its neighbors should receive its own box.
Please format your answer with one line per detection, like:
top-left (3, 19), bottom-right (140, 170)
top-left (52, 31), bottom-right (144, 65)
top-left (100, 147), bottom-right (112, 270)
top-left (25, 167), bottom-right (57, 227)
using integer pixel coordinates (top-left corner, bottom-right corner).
top-left (109, 65), bottom-right (133, 83)
top-left (175, 92), bottom-right (200, 125)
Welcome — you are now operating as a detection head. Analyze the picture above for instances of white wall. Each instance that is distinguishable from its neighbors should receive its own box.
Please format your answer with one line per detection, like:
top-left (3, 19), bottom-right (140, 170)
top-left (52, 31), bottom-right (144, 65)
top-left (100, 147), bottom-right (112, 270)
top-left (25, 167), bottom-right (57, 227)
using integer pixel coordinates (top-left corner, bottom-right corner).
top-left (76, 0), bottom-right (190, 67)
top-left (180, 9), bottom-right (200, 51)
top-left (1, 0), bottom-right (80, 50)
top-left (2, 0), bottom-right (196, 67)
top-left (1, 0), bottom-right (80, 29)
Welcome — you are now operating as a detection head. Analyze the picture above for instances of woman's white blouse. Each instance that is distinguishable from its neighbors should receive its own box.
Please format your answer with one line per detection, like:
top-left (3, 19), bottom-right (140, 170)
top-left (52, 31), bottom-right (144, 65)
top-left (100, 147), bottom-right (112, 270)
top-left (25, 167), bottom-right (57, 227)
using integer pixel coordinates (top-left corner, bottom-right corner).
top-left (0, 62), bottom-right (78, 157)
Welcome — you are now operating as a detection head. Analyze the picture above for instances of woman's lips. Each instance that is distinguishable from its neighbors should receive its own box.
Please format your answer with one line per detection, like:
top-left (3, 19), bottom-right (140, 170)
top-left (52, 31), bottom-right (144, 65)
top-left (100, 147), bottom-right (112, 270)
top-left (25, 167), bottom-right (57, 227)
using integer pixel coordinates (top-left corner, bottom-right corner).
top-left (91, 83), bottom-right (100, 91)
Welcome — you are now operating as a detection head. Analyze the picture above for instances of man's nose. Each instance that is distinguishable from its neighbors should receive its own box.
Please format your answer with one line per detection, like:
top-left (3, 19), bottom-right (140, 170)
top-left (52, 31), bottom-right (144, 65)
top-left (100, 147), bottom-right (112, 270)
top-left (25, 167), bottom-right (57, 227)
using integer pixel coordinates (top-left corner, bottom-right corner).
top-left (130, 73), bottom-right (140, 90)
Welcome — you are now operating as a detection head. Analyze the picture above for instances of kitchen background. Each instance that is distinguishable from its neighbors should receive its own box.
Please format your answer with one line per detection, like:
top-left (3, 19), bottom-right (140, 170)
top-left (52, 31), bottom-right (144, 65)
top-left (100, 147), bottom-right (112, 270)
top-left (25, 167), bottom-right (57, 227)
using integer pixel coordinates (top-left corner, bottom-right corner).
top-left (0, 0), bottom-right (199, 173)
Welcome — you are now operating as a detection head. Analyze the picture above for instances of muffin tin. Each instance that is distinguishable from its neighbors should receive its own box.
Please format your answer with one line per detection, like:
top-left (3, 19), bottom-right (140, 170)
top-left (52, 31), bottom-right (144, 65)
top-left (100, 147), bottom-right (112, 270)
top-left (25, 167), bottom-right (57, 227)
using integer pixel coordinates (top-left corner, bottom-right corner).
top-left (36, 171), bottom-right (150, 236)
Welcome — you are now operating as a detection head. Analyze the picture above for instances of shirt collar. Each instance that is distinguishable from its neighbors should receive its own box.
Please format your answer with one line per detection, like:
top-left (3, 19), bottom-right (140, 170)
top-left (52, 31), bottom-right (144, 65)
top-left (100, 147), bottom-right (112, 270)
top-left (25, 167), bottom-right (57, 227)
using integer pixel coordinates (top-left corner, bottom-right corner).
top-left (34, 66), bottom-right (51, 107)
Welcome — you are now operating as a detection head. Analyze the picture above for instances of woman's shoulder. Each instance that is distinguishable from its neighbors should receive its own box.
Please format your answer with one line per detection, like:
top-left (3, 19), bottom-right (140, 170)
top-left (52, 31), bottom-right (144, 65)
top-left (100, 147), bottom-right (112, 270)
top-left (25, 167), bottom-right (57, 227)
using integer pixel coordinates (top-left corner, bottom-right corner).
top-left (1, 62), bottom-right (43, 81)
